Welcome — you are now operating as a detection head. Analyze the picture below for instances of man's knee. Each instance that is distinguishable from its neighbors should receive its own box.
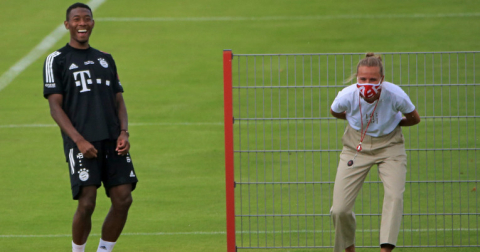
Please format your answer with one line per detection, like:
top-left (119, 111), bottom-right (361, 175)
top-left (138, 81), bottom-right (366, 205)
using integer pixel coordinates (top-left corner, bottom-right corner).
top-left (110, 185), bottom-right (133, 211)
top-left (77, 186), bottom-right (97, 215)
top-left (78, 199), bottom-right (96, 215)
top-left (113, 194), bottom-right (133, 211)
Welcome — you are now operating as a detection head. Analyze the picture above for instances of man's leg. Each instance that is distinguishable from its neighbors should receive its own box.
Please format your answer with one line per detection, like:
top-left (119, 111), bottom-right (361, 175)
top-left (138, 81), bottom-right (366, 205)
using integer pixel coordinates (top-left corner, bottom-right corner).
top-left (101, 184), bottom-right (133, 242)
top-left (73, 186), bottom-right (97, 245)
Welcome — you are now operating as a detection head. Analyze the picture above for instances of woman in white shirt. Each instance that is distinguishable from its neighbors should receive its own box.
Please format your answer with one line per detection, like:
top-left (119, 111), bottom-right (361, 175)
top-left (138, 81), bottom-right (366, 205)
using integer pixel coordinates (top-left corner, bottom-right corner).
top-left (330, 53), bottom-right (420, 252)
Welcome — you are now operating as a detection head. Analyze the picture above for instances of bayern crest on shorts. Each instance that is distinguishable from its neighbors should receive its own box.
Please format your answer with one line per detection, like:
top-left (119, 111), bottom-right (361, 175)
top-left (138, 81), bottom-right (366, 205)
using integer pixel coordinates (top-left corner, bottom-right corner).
top-left (78, 168), bottom-right (90, 181)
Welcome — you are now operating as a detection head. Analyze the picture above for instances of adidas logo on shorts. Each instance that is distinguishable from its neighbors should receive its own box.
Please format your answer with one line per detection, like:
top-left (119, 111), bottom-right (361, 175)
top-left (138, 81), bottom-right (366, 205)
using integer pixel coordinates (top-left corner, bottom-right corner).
top-left (130, 170), bottom-right (136, 177)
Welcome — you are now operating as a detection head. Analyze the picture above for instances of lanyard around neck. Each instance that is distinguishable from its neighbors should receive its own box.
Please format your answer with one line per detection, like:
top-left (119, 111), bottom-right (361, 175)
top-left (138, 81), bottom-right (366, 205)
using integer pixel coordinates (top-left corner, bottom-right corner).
top-left (357, 98), bottom-right (379, 151)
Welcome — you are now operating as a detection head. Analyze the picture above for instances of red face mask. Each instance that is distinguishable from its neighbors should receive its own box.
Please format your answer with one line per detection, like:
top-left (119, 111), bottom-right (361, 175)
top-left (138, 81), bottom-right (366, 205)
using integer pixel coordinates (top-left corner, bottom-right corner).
top-left (356, 82), bottom-right (382, 99)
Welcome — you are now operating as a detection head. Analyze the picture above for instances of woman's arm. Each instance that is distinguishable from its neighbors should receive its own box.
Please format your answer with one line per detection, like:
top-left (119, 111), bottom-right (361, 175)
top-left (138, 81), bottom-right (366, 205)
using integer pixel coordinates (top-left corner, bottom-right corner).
top-left (399, 109), bottom-right (421, 126)
top-left (330, 109), bottom-right (347, 120)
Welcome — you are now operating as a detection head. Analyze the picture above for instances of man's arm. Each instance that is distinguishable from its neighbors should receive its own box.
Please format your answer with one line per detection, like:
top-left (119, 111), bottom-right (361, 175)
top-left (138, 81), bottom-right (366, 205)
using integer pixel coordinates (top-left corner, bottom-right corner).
top-left (47, 94), bottom-right (97, 158)
top-left (399, 109), bottom-right (421, 126)
top-left (115, 92), bottom-right (130, 156)
top-left (330, 109), bottom-right (347, 120)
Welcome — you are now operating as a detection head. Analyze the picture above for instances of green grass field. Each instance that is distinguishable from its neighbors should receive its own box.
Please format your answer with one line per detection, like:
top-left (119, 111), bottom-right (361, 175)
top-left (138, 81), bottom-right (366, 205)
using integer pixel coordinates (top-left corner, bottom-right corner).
top-left (0, 0), bottom-right (479, 251)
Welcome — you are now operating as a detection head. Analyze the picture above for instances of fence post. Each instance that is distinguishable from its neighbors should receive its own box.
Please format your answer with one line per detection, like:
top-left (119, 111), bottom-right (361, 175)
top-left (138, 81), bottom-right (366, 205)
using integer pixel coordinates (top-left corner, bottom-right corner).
top-left (223, 49), bottom-right (236, 252)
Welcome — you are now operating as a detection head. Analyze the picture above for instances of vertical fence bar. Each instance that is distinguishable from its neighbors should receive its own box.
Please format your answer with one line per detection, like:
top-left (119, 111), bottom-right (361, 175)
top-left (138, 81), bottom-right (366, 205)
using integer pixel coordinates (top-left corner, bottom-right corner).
top-left (474, 53), bottom-right (478, 246)
top-left (223, 49), bottom-right (236, 252)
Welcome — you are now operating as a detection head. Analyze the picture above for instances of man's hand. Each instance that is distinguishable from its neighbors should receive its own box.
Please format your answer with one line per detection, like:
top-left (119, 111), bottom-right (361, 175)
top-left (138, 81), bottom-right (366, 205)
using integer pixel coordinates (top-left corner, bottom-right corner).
top-left (76, 139), bottom-right (98, 158)
top-left (116, 131), bottom-right (130, 156)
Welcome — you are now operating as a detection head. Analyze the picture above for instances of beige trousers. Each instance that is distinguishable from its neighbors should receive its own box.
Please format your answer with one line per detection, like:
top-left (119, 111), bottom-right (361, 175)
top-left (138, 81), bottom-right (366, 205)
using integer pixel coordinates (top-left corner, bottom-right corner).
top-left (331, 125), bottom-right (407, 252)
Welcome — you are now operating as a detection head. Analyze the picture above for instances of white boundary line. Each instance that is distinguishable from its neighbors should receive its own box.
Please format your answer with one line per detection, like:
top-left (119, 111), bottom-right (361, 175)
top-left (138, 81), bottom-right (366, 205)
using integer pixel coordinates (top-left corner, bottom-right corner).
top-left (95, 12), bottom-right (480, 22)
top-left (1, 10), bottom-right (478, 93)
top-left (0, 228), bottom-right (476, 238)
top-left (130, 122), bottom-right (223, 126)
top-left (0, 122), bottom-right (223, 129)
top-left (0, 231), bottom-right (224, 238)
top-left (0, 0), bottom-right (106, 93)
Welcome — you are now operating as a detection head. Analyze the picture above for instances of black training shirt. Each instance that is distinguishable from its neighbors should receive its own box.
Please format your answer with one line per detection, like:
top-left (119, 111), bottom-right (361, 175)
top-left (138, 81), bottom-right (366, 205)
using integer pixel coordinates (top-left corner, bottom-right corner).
top-left (43, 43), bottom-right (123, 149)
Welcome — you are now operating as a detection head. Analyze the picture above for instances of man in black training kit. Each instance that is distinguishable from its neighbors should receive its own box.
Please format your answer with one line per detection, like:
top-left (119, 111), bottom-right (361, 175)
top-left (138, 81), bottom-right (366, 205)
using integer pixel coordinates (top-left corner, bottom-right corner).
top-left (43, 3), bottom-right (138, 252)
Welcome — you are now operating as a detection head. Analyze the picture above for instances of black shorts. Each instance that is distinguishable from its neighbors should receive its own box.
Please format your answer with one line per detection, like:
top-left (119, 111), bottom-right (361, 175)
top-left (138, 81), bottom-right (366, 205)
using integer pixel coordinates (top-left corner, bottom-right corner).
top-left (65, 140), bottom-right (138, 200)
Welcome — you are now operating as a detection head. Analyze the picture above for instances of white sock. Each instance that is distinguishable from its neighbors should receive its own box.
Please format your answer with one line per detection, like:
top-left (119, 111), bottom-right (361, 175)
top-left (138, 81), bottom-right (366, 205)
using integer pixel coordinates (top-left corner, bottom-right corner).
top-left (97, 238), bottom-right (116, 252)
top-left (72, 241), bottom-right (86, 252)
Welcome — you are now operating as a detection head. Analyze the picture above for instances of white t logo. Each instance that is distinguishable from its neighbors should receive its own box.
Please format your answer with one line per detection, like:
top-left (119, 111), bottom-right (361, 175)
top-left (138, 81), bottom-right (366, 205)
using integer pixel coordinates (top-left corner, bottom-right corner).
top-left (73, 70), bottom-right (93, 93)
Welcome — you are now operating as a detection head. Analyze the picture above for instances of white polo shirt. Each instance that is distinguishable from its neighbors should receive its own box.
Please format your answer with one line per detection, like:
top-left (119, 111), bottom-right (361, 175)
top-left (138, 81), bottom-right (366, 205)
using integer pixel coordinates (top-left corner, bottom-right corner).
top-left (331, 82), bottom-right (416, 137)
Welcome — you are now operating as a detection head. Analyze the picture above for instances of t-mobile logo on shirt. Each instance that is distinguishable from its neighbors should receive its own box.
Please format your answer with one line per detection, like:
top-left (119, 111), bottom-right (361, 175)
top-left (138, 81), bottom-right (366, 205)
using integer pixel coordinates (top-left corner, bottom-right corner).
top-left (73, 70), bottom-right (93, 93)
top-left (73, 70), bottom-right (111, 93)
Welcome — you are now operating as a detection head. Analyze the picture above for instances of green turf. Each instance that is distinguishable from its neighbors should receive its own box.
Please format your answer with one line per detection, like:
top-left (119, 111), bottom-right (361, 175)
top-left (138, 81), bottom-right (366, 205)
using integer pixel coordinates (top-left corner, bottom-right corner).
top-left (0, 0), bottom-right (479, 251)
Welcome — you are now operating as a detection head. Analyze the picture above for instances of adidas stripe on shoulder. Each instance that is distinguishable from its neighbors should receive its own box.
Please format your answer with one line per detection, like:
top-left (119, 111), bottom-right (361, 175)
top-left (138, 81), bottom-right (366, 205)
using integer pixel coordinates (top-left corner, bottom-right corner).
top-left (45, 51), bottom-right (61, 83)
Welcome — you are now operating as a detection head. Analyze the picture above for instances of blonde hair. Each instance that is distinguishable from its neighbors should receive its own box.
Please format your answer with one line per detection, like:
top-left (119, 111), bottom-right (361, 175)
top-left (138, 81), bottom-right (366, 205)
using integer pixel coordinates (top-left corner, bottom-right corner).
top-left (358, 52), bottom-right (384, 76)
top-left (345, 52), bottom-right (384, 83)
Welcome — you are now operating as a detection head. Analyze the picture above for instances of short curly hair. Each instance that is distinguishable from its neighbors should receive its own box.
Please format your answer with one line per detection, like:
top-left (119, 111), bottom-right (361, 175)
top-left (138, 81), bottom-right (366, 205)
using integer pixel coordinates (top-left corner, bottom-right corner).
top-left (66, 2), bottom-right (92, 21)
